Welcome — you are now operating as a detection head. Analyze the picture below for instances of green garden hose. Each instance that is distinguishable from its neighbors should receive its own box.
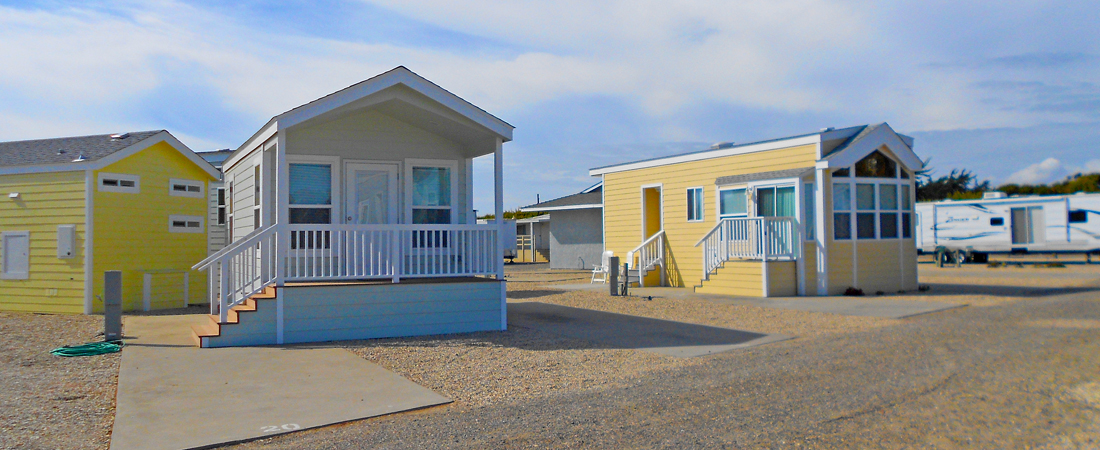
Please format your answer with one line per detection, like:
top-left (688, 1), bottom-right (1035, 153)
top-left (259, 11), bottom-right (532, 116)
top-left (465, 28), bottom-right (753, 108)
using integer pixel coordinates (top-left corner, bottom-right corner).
top-left (50, 341), bottom-right (122, 357)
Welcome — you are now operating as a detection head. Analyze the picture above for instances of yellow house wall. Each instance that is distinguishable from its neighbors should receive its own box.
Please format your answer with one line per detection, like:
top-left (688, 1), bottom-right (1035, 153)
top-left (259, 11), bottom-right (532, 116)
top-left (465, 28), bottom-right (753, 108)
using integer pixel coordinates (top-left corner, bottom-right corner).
top-left (767, 261), bottom-right (798, 297)
top-left (603, 144), bottom-right (817, 287)
top-left (0, 171), bottom-right (86, 313)
top-left (92, 142), bottom-right (212, 312)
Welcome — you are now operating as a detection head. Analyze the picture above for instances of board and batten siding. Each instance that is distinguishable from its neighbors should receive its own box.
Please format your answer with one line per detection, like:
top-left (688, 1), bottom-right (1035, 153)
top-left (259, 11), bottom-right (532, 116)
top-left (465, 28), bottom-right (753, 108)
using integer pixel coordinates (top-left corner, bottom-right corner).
top-left (92, 141), bottom-right (211, 312)
top-left (0, 171), bottom-right (86, 313)
top-left (603, 144), bottom-right (818, 287)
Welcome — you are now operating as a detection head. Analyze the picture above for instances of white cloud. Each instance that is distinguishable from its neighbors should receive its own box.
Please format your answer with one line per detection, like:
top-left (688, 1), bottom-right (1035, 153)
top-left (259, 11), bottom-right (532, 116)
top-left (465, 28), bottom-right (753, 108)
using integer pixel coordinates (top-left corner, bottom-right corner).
top-left (1003, 158), bottom-right (1067, 185)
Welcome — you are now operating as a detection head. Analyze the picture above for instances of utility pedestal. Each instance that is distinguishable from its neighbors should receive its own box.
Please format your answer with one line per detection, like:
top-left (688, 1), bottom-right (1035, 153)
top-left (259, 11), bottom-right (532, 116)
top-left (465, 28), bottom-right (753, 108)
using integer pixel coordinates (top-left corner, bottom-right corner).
top-left (104, 271), bottom-right (122, 341)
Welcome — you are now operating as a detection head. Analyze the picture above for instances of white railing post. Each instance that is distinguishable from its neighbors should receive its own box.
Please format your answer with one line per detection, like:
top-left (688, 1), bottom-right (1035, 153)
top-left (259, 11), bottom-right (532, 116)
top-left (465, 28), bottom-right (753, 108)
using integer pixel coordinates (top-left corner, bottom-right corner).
top-left (391, 229), bottom-right (401, 284)
top-left (218, 258), bottom-right (230, 323)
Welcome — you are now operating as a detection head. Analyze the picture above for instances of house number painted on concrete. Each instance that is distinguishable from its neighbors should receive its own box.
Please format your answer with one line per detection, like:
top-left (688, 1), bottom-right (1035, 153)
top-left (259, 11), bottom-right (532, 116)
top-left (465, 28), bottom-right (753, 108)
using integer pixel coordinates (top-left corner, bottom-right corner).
top-left (261, 424), bottom-right (301, 433)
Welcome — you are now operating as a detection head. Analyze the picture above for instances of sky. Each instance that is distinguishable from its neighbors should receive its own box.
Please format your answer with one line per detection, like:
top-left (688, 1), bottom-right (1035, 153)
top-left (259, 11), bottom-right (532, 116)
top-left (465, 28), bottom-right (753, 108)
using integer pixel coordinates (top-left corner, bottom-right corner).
top-left (0, 0), bottom-right (1098, 212)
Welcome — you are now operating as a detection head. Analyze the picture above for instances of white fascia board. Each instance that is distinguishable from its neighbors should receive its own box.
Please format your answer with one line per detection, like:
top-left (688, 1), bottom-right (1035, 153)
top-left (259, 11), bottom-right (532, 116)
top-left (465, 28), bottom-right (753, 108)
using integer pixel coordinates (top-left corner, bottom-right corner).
top-left (277, 68), bottom-right (513, 141)
top-left (580, 181), bottom-right (603, 193)
top-left (588, 135), bottom-right (822, 176)
top-left (223, 122), bottom-right (277, 173)
top-left (522, 203), bottom-right (603, 212)
top-left (824, 125), bottom-right (924, 171)
top-left (0, 131), bottom-right (219, 179)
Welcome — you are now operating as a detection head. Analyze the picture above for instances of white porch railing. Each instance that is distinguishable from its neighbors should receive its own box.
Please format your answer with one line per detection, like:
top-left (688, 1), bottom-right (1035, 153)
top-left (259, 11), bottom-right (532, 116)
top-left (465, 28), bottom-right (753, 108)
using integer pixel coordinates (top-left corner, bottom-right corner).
top-left (627, 230), bottom-right (665, 287)
top-left (193, 224), bottom-right (501, 323)
top-left (694, 217), bottom-right (800, 281)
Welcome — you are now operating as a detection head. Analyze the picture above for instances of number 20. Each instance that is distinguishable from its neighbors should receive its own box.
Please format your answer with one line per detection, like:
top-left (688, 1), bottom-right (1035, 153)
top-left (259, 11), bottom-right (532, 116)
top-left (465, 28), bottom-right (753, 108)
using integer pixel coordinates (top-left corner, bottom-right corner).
top-left (261, 423), bottom-right (301, 433)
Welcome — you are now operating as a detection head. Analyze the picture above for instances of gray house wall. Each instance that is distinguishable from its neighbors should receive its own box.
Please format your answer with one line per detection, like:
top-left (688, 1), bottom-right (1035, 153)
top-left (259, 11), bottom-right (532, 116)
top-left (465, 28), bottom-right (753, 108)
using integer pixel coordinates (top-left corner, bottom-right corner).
top-left (549, 208), bottom-right (603, 269)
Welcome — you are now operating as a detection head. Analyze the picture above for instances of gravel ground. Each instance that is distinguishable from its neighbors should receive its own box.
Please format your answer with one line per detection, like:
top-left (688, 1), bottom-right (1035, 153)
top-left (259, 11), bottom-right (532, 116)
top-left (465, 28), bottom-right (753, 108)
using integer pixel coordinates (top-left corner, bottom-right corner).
top-left (0, 312), bottom-right (119, 450)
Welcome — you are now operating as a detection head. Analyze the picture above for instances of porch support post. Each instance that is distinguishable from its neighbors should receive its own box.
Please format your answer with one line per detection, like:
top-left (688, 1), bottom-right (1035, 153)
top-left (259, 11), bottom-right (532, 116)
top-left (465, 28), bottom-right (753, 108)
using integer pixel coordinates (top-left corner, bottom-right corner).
top-left (494, 137), bottom-right (506, 331)
top-left (275, 128), bottom-right (290, 286)
top-left (795, 181), bottom-right (805, 296)
top-left (814, 163), bottom-right (829, 296)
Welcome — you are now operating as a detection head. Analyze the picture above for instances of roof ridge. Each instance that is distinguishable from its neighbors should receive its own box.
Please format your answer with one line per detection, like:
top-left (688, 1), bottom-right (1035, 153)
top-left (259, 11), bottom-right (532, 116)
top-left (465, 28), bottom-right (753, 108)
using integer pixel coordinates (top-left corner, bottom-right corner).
top-left (0, 129), bottom-right (163, 145)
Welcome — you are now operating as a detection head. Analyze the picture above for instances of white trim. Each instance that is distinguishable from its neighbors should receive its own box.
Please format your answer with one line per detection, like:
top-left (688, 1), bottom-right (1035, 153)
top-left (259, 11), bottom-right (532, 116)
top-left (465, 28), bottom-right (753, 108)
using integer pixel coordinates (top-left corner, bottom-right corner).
top-left (404, 158), bottom-right (459, 224)
top-left (824, 125), bottom-right (923, 172)
top-left (716, 185), bottom-right (749, 220)
top-left (0, 231), bottom-right (31, 280)
top-left (97, 172), bottom-right (140, 193)
top-left (795, 181), bottom-right (805, 296)
top-left (465, 158), bottom-right (474, 224)
top-left (523, 203), bottom-right (603, 212)
top-left (287, 155), bottom-right (341, 224)
top-left (168, 178), bottom-right (204, 198)
top-left (581, 181), bottom-right (603, 194)
top-left (590, 135), bottom-right (821, 176)
top-left (814, 167), bottom-right (828, 296)
top-left (686, 186), bottom-right (705, 222)
top-left (168, 215), bottom-right (205, 233)
top-left (84, 170), bottom-right (94, 314)
top-left (600, 175), bottom-right (606, 256)
top-left (0, 131), bottom-right (219, 180)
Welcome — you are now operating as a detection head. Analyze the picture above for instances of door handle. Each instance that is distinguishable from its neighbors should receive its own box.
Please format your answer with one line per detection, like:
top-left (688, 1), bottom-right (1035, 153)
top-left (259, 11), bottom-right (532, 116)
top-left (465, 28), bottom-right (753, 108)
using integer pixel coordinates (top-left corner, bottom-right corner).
top-left (347, 216), bottom-right (353, 222)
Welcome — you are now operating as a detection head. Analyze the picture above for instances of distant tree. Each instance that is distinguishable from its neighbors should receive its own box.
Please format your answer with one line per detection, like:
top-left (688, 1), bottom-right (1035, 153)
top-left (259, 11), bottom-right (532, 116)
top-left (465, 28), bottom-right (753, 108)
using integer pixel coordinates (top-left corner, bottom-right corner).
top-left (916, 166), bottom-right (990, 201)
top-left (998, 172), bottom-right (1100, 196)
top-left (477, 209), bottom-right (543, 221)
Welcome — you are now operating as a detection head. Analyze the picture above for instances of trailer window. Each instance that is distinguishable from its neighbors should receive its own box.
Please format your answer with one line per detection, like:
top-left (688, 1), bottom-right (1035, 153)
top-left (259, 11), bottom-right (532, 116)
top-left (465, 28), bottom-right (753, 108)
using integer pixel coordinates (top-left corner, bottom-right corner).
top-left (990, 217), bottom-right (1004, 226)
top-left (1068, 210), bottom-right (1087, 223)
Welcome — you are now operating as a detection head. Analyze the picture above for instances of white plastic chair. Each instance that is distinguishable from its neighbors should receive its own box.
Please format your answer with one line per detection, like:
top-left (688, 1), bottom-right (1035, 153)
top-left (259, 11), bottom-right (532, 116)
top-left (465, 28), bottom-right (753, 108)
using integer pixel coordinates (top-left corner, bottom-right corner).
top-left (591, 250), bottom-right (614, 283)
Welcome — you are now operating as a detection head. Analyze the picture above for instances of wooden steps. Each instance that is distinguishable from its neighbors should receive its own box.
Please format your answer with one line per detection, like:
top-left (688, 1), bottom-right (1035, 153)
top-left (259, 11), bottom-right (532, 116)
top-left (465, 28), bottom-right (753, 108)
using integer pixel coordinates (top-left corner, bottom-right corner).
top-left (190, 286), bottom-right (276, 348)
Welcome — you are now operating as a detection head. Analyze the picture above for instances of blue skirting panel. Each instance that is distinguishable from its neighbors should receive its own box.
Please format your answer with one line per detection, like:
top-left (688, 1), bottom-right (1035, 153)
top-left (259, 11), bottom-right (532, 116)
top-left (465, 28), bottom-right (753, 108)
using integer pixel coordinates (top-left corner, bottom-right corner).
top-left (206, 280), bottom-right (505, 348)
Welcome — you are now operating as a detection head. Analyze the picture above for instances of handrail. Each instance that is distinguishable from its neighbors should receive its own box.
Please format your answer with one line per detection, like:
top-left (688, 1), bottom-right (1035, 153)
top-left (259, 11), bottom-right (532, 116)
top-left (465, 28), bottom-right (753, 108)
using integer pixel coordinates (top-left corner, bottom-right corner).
top-left (694, 217), bottom-right (800, 283)
top-left (695, 221), bottom-right (726, 247)
top-left (192, 224), bottom-right (277, 270)
top-left (628, 230), bottom-right (665, 260)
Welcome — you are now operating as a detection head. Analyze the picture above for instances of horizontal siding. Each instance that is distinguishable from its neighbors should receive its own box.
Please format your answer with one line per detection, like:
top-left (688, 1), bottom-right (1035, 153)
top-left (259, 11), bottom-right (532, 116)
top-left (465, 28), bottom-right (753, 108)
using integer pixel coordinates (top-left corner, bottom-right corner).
top-left (0, 171), bottom-right (86, 314)
top-left (696, 261), bottom-right (764, 297)
top-left (767, 261), bottom-right (798, 297)
top-left (226, 156), bottom-right (259, 240)
top-left (803, 242), bottom-right (818, 295)
top-left (94, 141), bottom-right (211, 312)
top-left (604, 144), bottom-right (817, 287)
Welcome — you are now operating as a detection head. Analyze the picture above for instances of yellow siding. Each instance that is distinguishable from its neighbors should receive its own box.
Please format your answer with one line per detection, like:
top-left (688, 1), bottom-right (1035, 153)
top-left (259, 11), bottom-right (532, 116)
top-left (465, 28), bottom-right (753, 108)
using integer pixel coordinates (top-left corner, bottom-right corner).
top-left (604, 144), bottom-right (817, 287)
top-left (767, 261), bottom-right (798, 297)
top-left (801, 241), bottom-right (817, 294)
top-left (93, 142), bottom-right (212, 312)
top-left (695, 260), bottom-right (764, 297)
top-left (0, 172), bottom-right (86, 313)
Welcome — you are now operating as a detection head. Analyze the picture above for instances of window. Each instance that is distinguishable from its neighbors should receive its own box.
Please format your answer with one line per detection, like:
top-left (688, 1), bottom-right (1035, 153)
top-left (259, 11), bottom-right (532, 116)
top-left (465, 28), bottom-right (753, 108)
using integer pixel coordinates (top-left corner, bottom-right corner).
top-left (226, 181), bottom-right (234, 240)
top-left (833, 183), bottom-right (851, 240)
top-left (804, 183), bottom-right (815, 240)
top-left (686, 187), bottom-right (704, 222)
top-left (253, 165), bottom-right (262, 229)
top-left (990, 217), bottom-right (1005, 226)
top-left (1069, 210), bottom-right (1088, 223)
top-left (1, 231), bottom-right (30, 280)
top-left (756, 186), bottom-right (796, 217)
top-left (408, 163), bottom-right (454, 224)
top-left (216, 188), bottom-right (227, 225)
top-left (855, 151), bottom-right (897, 178)
top-left (98, 173), bottom-right (140, 193)
top-left (718, 188), bottom-right (747, 218)
top-left (168, 215), bottom-right (204, 233)
top-left (289, 163), bottom-right (333, 224)
top-left (168, 179), bottom-right (203, 198)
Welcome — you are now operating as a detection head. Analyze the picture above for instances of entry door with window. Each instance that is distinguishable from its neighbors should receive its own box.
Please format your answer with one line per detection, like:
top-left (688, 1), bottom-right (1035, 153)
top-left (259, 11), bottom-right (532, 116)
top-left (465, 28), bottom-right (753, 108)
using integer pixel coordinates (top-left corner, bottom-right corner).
top-left (345, 163), bottom-right (398, 225)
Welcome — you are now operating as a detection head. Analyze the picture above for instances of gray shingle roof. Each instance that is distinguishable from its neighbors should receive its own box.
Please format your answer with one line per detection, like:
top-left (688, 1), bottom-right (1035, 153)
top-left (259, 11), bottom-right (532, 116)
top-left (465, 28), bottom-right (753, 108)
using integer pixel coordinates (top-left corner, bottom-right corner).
top-left (714, 167), bottom-right (814, 186)
top-left (521, 186), bottom-right (603, 211)
top-left (0, 130), bottom-right (163, 168)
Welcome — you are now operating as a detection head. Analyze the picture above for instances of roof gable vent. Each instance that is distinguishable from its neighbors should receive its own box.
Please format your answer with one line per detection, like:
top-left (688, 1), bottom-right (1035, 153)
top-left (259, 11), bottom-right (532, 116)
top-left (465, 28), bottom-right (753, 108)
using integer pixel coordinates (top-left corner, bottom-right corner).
top-left (110, 132), bottom-right (130, 140)
top-left (710, 142), bottom-right (735, 150)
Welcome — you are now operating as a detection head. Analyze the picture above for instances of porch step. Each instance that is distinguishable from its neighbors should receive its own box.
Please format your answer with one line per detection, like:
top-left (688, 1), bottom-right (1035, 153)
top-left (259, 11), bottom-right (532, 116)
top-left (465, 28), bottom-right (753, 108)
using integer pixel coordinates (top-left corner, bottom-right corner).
top-left (190, 288), bottom-right (276, 348)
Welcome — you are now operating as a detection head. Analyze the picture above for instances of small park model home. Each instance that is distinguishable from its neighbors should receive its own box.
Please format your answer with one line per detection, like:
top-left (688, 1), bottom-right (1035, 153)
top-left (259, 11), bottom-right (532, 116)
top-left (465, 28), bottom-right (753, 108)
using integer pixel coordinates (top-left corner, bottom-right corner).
top-left (0, 131), bottom-right (219, 313)
top-left (192, 67), bottom-right (513, 347)
top-left (592, 123), bottom-right (922, 297)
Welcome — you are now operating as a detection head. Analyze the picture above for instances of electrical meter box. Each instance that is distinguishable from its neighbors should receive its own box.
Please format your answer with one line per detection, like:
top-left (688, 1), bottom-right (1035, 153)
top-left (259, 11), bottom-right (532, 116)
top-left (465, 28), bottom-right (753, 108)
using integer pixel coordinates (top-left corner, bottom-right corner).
top-left (57, 225), bottom-right (76, 259)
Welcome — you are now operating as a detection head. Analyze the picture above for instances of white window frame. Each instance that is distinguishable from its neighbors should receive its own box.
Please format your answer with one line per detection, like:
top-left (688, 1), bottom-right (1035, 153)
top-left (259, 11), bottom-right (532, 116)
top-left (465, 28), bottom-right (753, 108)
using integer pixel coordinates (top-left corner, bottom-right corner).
top-left (253, 164), bottom-right (262, 229)
top-left (169, 215), bottom-right (205, 233)
top-left (287, 156), bottom-right (340, 225)
top-left (168, 178), bottom-right (204, 198)
top-left (746, 179), bottom-right (798, 218)
top-left (98, 172), bottom-right (140, 194)
top-left (686, 186), bottom-right (704, 222)
top-left (1, 231), bottom-right (30, 280)
top-left (715, 185), bottom-right (749, 220)
top-left (404, 159), bottom-right (458, 224)
top-left (831, 155), bottom-right (914, 241)
top-left (216, 187), bottom-right (227, 226)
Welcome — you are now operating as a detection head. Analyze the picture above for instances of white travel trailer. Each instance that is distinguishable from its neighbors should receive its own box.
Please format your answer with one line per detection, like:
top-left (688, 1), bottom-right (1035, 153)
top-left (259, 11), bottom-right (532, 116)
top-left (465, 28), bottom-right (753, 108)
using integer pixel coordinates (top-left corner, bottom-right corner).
top-left (915, 192), bottom-right (1100, 258)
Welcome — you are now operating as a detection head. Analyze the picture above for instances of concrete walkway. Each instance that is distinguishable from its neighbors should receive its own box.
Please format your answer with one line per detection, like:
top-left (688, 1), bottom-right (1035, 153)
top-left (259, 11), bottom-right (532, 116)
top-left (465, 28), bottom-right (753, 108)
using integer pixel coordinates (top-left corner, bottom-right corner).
top-left (509, 302), bottom-right (791, 357)
top-left (110, 314), bottom-right (450, 450)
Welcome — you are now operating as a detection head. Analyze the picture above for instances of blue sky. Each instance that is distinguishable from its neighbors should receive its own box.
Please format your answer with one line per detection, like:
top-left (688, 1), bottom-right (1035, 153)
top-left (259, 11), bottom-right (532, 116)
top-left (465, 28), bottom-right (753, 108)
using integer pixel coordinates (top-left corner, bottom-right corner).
top-left (1, 1), bottom-right (1098, 212)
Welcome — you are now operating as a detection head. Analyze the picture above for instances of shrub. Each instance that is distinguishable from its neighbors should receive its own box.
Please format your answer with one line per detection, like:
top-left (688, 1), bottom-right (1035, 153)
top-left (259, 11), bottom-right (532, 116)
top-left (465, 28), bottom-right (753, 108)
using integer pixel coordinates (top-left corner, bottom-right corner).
top-left (844, 287), bottom-right (864, 296)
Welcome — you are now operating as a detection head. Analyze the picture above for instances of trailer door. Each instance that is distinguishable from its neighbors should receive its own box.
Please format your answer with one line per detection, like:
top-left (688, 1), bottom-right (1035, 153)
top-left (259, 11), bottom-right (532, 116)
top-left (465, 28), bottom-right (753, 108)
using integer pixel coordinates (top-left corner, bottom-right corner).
top-left (1011, 207), bottom-right (1030, 244)
top-left (1029, 206), bottom-right (1046, 244)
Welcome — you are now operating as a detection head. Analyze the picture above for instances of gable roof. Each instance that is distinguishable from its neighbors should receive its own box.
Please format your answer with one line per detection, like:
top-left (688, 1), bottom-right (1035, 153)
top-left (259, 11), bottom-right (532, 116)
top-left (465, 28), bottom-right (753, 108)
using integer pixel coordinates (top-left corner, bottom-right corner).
top-left (521, 183), bottom-right (603, 212)
top-left (0, 130), bottom-right (220, 179)
top-left (226, 66), bottom-right (514, 171)
top-left (822, 122), bottom-right (922, 171)
top-left (0, 131), bottom-right (162, 167)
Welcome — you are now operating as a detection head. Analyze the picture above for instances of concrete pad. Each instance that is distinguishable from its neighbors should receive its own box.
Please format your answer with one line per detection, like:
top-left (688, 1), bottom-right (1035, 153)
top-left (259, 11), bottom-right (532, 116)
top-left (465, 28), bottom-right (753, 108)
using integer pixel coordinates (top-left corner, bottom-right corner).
top-left (111, 314), bottom-right (450, 450)
top-left (632, 287), bottom-right (965, 319)
top-left (509, 302), bottom-right (791, 357)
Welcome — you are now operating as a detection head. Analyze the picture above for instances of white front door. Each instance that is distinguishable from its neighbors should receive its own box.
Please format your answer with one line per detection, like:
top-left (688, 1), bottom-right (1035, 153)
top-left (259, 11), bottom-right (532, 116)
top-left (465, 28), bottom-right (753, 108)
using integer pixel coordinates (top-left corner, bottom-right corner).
top-left (345, 163), bottom-right (398, 224)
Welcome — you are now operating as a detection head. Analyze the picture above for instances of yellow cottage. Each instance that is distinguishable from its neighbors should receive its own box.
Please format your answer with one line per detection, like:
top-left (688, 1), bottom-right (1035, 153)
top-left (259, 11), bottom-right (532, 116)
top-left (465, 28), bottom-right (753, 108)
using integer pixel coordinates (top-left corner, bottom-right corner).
top-left (591, 123), bottom-right (923, 297)
top-left (0, 130), bottom-right (220, 313)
